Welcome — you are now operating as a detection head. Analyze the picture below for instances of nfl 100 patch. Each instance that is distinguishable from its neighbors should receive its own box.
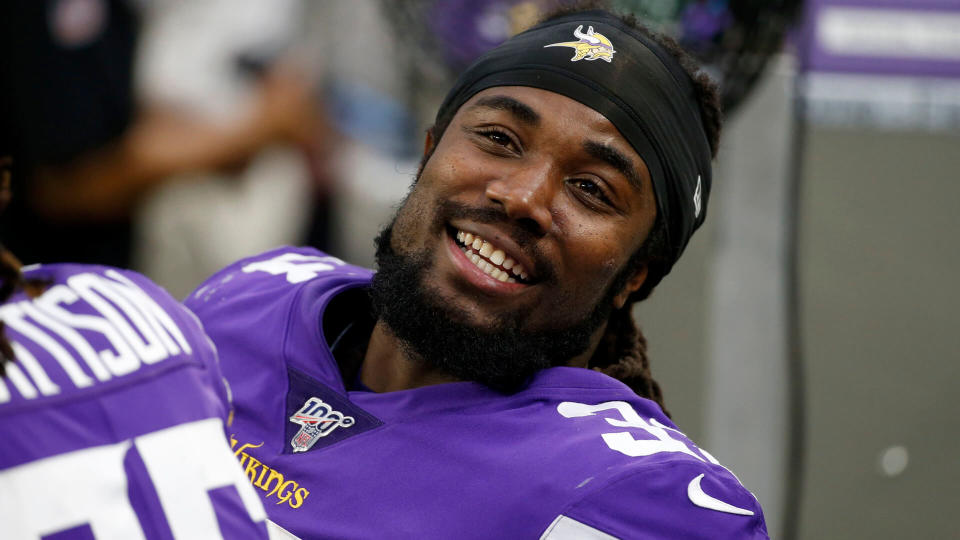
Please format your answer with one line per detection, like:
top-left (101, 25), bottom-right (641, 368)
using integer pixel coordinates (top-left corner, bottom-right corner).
top-left (283, 368), bottom-right (382, 454)
top-left (289, 397), bottom-right (356, 452)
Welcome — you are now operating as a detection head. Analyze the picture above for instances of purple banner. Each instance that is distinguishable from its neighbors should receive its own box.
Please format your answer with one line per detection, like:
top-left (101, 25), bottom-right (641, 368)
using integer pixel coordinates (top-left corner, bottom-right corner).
top-left (800, 0), bottom-right (960, 78)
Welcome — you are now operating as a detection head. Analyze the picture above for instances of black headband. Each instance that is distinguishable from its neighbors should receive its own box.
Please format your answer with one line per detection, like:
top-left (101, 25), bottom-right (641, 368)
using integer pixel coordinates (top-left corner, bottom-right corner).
top-left (435, 10), bottom-right (713, 292)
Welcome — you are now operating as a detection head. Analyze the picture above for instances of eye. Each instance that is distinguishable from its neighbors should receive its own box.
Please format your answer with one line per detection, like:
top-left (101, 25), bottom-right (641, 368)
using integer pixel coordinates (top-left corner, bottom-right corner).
top-left (569, 177), bottom-right (612, 206)
top-left (461, 122), bottom-right (522, 156)
top-left (478, 129), bottom-right (514, 147)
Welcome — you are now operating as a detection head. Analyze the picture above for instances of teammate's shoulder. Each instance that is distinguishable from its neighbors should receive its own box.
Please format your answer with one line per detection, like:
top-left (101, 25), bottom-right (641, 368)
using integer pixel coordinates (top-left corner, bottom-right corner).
top-left (0, 262), bottom-right (217, 411)
top-left (21, 262), bottom-right (176, 302)
top-left (13, 262), bottom-right (198, 340)
top-left (186, 246), bottom-right (372, 311)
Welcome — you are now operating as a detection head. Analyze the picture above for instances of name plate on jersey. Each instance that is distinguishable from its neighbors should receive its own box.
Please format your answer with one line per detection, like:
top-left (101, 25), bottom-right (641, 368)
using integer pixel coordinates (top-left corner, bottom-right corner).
top-left (283, 368), bottom-right (382, 454)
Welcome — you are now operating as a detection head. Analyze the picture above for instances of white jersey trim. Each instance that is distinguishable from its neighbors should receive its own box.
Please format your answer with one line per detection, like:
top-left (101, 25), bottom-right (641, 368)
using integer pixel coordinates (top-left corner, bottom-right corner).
top-left (267, 519), bottom-right (303, 540)
top-left (540, 515), bottom-right (619, 540)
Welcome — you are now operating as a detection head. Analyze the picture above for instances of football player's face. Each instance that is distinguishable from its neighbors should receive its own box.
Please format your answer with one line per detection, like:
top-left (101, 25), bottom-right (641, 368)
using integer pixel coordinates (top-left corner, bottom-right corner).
top-left (391, 86), bottom-right (656, 334)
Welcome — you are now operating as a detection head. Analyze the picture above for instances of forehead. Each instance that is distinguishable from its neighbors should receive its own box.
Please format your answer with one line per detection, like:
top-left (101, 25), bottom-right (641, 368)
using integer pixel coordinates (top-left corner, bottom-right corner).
top-left (459, 86), bottom-right (620, 135)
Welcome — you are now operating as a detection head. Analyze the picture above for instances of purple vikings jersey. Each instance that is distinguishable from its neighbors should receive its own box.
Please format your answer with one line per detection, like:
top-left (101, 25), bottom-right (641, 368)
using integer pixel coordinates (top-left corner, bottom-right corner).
top-left (0, 264), bottom-right (269, 539)
top-left (186, 247), bottom-right (769, 539)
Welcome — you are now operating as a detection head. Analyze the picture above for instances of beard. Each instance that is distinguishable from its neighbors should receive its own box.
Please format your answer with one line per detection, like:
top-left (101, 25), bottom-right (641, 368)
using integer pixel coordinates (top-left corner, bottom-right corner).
top-left (369, 200), bottom-right (635, 394)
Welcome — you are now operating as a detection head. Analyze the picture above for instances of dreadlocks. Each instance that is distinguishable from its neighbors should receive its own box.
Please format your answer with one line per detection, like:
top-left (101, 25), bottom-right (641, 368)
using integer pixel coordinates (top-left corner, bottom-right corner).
top-left (0, 157), bottom-right (19, 375)
top-left (420, 2), bottom-right (722, 416)
top-left (0, 158), bottom-right (47, 377)
top-left (589, 302), bottom-right (666, 415)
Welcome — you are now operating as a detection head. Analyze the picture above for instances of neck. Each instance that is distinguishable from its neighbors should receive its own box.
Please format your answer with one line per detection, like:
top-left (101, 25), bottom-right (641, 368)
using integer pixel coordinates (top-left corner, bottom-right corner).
top-left (565, 319), bottom-right (608, 369)
top-left (360, 320), bottom-right (460, 392)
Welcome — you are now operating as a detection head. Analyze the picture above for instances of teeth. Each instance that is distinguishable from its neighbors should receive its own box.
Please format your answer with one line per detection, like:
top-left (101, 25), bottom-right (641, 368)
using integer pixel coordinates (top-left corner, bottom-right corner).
top-left (456, 228), bottom-right (530, 284)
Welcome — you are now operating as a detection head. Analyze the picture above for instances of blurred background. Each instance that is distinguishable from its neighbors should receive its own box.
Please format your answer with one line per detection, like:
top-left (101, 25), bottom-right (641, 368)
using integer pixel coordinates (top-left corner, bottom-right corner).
top-left (1, 0), bottom-right (957, 537)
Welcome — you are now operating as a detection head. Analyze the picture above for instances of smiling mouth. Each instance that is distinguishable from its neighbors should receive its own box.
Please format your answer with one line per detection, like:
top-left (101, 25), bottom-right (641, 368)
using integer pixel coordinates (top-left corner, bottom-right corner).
top-left (451, 228), bottom-right (531, 284)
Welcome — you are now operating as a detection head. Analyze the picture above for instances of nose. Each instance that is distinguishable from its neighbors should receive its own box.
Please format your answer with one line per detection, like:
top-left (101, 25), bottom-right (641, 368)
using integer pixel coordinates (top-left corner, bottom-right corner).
top-left (484, 162), bottom-right (555, 235)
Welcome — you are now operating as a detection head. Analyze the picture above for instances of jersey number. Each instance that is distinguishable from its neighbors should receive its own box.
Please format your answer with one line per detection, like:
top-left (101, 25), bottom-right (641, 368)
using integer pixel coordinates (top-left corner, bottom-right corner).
top-left (0, 418), bottom-right (266, 539)
top-left (242, 253), bottom-right (345, 284)
top-left (557, 401), bottom-right (721, 464)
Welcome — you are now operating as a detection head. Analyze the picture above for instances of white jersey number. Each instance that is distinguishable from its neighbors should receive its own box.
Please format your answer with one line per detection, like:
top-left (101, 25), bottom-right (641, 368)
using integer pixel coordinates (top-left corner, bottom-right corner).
top-left (242, 253), bottom-right (344, 284)
top-left (0, 418), bottom-right (266, 539)
top-left (558, 401), bottom-right (714, 463)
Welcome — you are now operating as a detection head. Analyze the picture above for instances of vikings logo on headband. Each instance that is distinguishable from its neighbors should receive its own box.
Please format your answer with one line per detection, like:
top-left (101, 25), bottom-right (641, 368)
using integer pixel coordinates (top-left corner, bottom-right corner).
top-left (544, 25), bottom-right (616, 63)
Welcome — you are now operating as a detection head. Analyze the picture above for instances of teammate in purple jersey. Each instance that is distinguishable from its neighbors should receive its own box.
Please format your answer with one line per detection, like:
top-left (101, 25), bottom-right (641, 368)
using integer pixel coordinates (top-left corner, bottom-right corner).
top-left (187, 6), bottom-right (768, 539)
top-left (0, 162), bottom-right (271, 539)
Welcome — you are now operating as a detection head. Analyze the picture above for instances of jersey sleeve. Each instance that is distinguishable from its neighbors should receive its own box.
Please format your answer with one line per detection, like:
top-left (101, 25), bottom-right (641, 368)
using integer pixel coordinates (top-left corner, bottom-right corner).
top-left (184, 246), bottom-right (366, 407)
top-left (544, 460), bottom-right (768, 540)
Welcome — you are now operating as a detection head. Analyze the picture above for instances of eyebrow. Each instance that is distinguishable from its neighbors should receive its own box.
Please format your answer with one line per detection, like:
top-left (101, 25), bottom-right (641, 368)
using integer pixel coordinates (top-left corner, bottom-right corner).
top-left (468, 95), bottom-right (541, 126)
top-left (583, 140), bottom-right (644, 192)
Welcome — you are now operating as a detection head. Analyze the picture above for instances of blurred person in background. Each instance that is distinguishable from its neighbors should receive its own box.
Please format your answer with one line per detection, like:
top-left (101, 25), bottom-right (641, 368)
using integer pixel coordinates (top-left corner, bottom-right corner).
top-left (133, 0), bottom-right (338, 299)
top-left (0, 0), bottom-right (325, 292)
top-left (0, 155), bottom-right (272, 539)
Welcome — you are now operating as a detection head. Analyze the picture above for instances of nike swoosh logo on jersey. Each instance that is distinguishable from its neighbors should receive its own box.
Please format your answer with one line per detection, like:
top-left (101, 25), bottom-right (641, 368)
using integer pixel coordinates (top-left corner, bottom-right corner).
top-left (687, 474), bottom-right (755, 516)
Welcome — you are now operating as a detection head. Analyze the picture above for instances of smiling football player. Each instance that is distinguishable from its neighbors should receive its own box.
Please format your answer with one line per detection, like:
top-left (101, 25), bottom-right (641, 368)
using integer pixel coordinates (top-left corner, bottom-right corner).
top-left (186, 6), bottom-right (768, 539)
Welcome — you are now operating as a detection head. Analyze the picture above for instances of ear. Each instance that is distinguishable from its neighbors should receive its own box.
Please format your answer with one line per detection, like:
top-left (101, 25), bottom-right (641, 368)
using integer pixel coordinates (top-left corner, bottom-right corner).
top-left (423, 130), bottom-right (435, 158)
top-left (415, 130), bottom-right (437, 180)
top-left (612, 265), bottom-right (648, 310)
